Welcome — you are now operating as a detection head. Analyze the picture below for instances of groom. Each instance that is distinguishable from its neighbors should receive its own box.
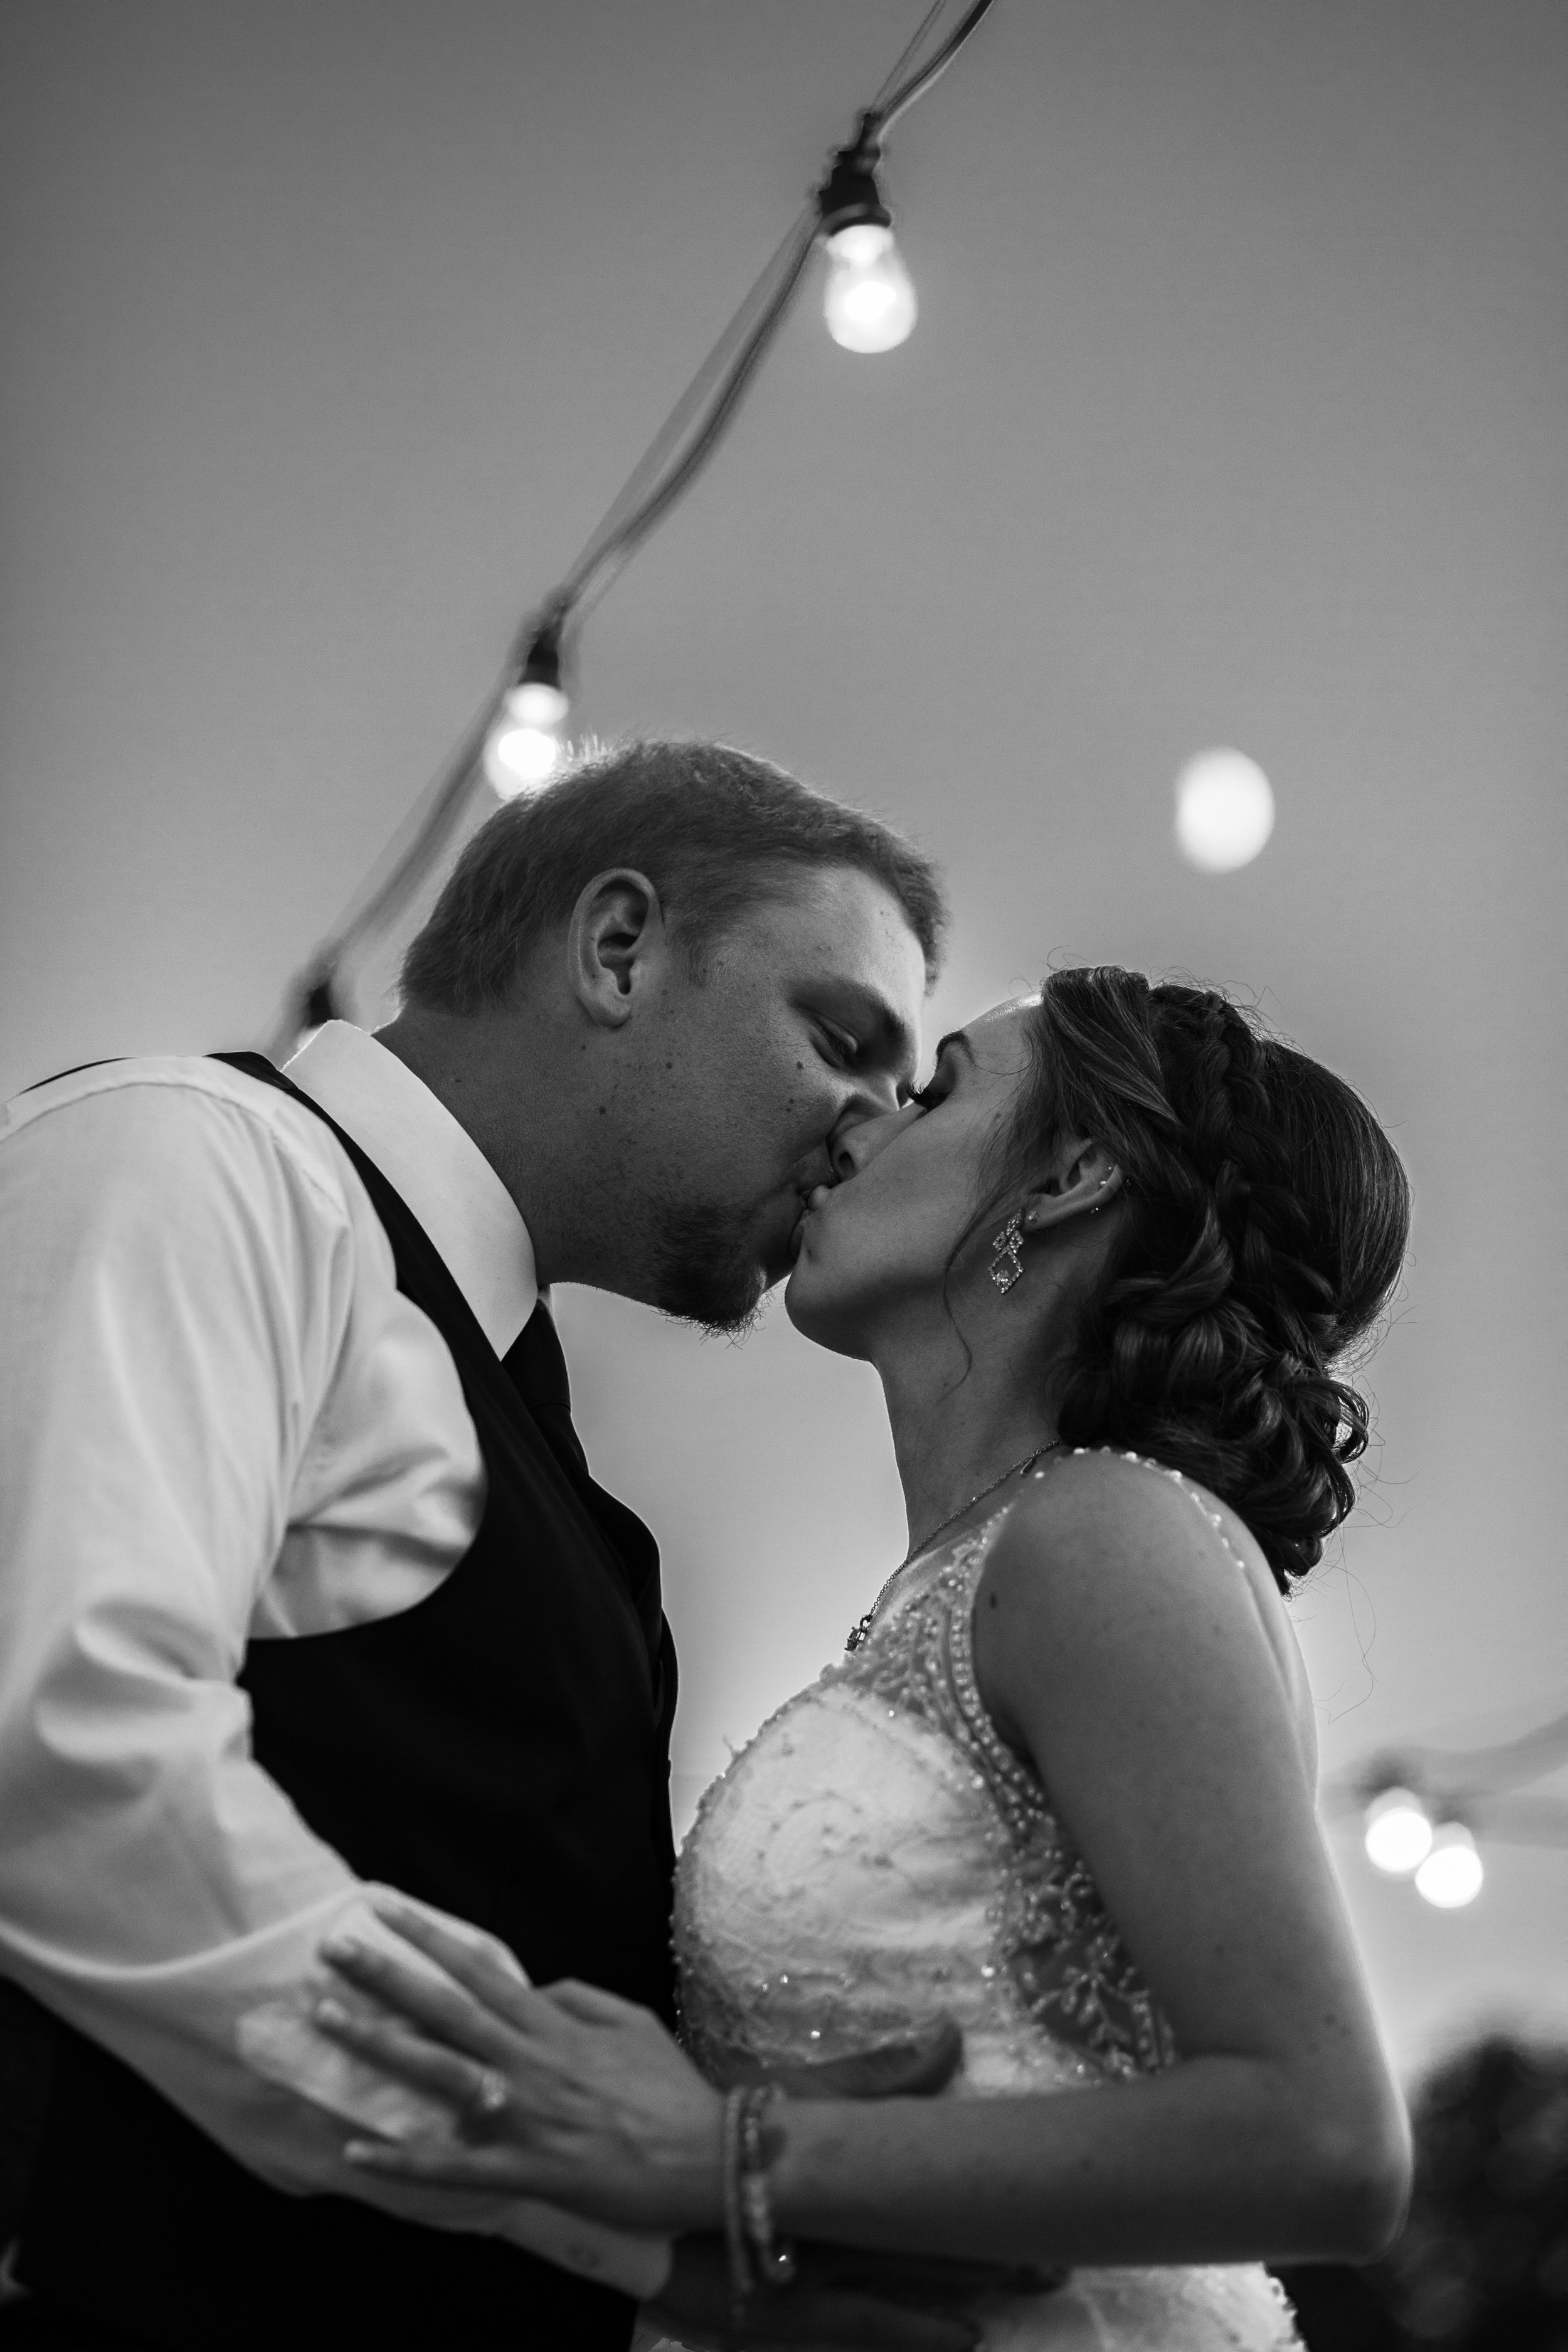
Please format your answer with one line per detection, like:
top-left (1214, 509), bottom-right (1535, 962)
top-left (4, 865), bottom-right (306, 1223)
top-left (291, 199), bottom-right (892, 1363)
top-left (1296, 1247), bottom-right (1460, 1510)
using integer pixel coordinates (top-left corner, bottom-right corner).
top-left (0, 740), bottom-right (956, 2351)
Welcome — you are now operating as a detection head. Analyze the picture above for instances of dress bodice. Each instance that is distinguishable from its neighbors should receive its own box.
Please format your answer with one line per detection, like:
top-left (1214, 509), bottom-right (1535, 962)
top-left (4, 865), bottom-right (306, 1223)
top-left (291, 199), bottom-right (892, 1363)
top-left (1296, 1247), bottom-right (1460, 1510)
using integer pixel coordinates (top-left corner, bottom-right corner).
top-left (669, 1453), bottom-right (1303, 2351)
top-left (677, 1504), bottom-right (1177, 2099)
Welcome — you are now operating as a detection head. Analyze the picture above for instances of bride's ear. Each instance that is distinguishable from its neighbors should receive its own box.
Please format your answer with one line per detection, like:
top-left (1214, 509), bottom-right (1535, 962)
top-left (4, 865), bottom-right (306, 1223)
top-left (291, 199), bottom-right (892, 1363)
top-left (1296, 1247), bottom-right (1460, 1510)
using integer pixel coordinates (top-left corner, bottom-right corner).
top-left (1019, 1138), bottom-right (1123, 1236)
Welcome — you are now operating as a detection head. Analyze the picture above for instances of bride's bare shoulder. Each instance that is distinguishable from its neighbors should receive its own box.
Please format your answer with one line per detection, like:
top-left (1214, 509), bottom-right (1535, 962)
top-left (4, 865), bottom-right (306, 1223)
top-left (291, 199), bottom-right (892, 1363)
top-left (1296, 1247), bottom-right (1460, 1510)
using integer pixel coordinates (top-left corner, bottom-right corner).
top-left (992, 1444), bottom-right (1261, 1587)
top-left (978, 1446), bottom-right (1315, 1777)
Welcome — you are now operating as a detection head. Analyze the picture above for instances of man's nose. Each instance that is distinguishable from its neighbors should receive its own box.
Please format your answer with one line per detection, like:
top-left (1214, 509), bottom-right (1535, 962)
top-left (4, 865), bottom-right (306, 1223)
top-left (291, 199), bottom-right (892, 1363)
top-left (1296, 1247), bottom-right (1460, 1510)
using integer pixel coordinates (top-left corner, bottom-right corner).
top-left (829, 1099), bottom-right (921, 1183)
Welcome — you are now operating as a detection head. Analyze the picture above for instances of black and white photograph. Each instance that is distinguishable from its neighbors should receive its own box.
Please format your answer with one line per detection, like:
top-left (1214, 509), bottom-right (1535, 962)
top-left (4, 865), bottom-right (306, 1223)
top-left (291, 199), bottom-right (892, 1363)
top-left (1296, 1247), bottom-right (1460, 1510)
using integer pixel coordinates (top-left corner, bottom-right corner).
top-left (1, 6), bottom-right (1564, 2349)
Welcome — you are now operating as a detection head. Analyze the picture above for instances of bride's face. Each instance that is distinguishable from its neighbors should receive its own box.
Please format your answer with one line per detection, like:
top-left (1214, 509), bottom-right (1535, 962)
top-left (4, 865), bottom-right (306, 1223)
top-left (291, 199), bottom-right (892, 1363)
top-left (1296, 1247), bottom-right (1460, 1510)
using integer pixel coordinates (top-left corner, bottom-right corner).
top-left (785, 998), bottom-right (1036, 1356)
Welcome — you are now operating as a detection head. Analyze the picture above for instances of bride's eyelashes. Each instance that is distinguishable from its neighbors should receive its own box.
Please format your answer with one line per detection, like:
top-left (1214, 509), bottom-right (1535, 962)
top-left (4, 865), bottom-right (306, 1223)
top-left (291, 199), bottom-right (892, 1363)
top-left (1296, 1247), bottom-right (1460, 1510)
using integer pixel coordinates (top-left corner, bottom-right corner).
top-left (908, 1050), bottom-right (961, 1113)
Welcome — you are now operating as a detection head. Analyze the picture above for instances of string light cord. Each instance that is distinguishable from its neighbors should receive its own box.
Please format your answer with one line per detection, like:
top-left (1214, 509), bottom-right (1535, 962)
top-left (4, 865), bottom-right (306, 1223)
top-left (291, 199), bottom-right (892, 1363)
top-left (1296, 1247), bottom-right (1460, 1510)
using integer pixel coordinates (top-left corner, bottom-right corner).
top-left (1325, 1786), bottom-right (1568, 1855)
top-left (556, 204), bottom-right (823, 628)
top-left (872, 0), bottom-right (999, 134)
top-left (1332, 1791), bottom-right (1568, 1856)
top-left (272, 681), bottom-right (509, 1044)
top-left (1397, 1700), bottom-right (1568, 1793)
top-left (869, 0), bottom-right (954, 110)
top-left (266, 212), bottom-right (823, 1050)
top-left (267, 0), bottom-right (999, 1055)
top-left (1335, 1698), bottom-right (1568, 1804)
top-left (1324, 1695), bottom-right (1568, 1860)
top-left (263, 212), bottom-right (822, 1055)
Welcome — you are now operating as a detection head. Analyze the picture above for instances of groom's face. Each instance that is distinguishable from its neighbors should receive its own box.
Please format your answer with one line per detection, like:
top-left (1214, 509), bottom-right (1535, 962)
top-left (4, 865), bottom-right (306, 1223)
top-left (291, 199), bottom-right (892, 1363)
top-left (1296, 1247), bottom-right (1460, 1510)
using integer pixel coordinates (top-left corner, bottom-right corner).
top-left (630, 867), bottom-right (927, 1330)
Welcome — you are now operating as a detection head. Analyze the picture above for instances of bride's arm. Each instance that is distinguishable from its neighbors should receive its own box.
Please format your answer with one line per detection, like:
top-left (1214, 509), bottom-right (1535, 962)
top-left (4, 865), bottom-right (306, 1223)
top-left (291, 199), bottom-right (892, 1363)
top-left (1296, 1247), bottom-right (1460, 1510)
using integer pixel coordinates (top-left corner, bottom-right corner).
top-left (311, 1453), bottom-right (1409, 2269)
top-left (765, 1451), bottom-right (1410, 2267)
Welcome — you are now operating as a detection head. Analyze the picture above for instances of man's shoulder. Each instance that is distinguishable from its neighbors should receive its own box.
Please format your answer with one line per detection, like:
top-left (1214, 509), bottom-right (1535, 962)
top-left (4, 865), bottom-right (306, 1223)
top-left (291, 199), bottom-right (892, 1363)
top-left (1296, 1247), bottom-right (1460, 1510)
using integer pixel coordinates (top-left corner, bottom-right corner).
top-left (6, 1049), bottom-right (315, 1136)
top-left (1, 1052), bottom-right (359, 1222)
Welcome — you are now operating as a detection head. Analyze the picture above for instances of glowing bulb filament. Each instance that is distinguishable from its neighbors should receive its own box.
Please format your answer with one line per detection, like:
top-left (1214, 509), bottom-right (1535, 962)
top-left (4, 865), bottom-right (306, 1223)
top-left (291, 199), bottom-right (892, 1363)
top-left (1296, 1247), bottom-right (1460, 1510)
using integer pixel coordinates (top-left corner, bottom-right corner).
top-left (823, 224), bottom-right (917, 354)
top-left (484, 680), bottom-right (569, 798)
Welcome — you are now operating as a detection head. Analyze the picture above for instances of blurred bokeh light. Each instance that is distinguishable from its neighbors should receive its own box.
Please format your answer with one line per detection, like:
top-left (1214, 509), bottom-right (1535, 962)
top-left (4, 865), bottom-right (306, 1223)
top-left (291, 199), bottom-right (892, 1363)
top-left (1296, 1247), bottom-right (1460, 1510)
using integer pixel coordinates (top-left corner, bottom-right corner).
top-left (1174, 747), bottom-right (1276, 872)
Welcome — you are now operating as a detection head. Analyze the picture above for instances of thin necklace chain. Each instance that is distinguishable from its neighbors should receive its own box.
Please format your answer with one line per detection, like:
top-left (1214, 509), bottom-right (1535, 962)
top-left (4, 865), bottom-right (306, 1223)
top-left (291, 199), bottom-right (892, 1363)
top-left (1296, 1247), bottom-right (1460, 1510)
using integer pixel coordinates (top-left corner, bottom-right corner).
top-left (845, 1439), bottom-right (1062, 1653)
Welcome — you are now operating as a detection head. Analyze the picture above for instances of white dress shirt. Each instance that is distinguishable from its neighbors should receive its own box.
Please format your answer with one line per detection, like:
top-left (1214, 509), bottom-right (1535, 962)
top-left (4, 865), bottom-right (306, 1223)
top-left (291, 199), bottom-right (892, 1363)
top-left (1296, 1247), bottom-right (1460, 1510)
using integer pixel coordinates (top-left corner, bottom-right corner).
top-left (0, 1025), bottom-right (537, 2194)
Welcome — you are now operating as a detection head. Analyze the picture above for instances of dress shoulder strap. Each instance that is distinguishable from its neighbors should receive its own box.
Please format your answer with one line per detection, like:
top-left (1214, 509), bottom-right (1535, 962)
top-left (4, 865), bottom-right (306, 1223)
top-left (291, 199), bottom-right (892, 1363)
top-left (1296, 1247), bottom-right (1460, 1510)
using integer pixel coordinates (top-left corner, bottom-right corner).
top-left (1030, 1444), bottom-right (1251, 1576)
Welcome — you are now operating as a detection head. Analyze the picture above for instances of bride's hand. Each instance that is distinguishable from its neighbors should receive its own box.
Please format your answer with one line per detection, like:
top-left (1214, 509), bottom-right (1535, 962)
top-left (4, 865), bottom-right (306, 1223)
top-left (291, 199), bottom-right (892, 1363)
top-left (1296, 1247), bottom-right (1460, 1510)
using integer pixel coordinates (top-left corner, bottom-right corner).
top-left (312, 1902), bottom-right (724, 2231)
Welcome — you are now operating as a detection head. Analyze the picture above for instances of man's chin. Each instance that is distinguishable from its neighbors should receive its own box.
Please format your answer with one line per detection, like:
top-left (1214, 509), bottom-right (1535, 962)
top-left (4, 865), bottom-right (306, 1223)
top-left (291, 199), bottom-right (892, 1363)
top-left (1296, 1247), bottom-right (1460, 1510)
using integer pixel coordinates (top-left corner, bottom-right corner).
top-left (647, 1246), bottom-right (771, 1338)
top-left (655, 1272), bottom-right (770, 1340)
top-left (647, 1199), bottom-right (792, 1336)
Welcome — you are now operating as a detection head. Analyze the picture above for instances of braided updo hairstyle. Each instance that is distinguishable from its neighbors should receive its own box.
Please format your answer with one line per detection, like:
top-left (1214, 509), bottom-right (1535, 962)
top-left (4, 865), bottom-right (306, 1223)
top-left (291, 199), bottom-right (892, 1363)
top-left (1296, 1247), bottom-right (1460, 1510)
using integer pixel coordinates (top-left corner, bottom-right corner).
top-left (1007, 969), bottom-right (1411, 1592)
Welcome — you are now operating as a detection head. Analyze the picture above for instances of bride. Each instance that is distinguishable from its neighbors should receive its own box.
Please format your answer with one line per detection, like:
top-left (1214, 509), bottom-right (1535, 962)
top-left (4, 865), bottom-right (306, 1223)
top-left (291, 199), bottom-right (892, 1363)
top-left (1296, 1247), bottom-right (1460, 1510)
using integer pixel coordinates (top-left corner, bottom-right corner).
top-left (310, 966), bottom-right (1413, 2349)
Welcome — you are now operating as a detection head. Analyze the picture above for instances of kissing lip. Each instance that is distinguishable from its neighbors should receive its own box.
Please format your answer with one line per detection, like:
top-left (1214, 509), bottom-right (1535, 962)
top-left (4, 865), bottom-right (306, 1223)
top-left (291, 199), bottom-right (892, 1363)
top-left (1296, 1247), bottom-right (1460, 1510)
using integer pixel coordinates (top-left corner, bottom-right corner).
top-left (790, 1179), bottom-right (840, 1257)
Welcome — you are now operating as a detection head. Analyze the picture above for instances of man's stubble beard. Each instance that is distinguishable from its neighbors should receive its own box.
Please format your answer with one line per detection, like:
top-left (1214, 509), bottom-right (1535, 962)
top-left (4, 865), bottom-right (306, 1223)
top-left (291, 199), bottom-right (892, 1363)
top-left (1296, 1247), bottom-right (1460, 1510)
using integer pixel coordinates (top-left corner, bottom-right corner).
top-left (647, 1192), bottom-right (778, 1338)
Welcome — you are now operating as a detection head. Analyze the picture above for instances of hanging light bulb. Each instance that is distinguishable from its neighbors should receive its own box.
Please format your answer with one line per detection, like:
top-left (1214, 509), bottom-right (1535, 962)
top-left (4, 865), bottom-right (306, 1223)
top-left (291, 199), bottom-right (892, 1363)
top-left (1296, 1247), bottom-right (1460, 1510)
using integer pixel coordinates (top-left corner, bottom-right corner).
top-left (816, 115), bottom-right (916, 357)
top-left (484, 622), bottom-right (569, 799)
top-left (485, 686), bottom-right (566, 797)
top-left (1363, 1786), bottom-right (1434, 1876)
top-left (1414, 1822), bottom-right (1484, 1909)
top-left (823, 222), bottom-right (917, 354)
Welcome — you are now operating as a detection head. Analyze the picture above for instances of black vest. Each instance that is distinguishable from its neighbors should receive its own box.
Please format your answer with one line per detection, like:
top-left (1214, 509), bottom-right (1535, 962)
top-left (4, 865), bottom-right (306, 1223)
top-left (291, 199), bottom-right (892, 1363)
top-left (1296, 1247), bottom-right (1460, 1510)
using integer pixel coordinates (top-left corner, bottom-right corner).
top-left (0, 1053), bottom-right (678, 2349)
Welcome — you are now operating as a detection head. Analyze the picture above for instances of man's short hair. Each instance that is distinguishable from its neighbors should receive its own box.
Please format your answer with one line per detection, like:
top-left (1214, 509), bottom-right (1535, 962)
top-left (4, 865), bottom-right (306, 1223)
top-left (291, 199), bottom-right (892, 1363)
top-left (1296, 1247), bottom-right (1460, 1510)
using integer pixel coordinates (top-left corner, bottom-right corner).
top-left (400, 738), bottom-right (946, 1012)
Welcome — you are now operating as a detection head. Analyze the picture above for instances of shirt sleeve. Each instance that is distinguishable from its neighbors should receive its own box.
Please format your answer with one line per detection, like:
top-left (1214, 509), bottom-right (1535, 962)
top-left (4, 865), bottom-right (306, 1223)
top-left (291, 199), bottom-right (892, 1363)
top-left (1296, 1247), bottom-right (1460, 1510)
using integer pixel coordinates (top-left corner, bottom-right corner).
top-left (0, 1075), bottom-right (501, 2213)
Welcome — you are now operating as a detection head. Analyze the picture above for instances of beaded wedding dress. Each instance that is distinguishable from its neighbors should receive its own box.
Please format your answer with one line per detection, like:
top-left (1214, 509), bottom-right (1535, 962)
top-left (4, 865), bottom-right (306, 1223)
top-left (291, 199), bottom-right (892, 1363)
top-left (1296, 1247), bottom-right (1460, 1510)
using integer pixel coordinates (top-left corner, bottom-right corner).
top-left (659, 1462), bottom-right (1303, 2350)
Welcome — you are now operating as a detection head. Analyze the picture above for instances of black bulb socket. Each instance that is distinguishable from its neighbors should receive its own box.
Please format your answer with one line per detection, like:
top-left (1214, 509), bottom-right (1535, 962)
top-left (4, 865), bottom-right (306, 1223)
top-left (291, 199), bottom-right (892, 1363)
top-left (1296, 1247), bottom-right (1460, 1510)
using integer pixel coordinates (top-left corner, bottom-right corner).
top-left (816, 114), bottom-right (894, 238)
top-left (514, 615), bottom-right (565, 696)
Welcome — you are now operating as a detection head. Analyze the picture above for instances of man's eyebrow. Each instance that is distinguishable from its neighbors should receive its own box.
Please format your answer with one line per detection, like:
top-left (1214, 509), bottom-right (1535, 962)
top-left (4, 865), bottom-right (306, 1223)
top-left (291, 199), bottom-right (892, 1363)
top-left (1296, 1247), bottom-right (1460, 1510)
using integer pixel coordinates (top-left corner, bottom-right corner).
top-left (842, 987), bottom-right (919, 1081)
top-left (933, 1030), bottom-right (976, 1066)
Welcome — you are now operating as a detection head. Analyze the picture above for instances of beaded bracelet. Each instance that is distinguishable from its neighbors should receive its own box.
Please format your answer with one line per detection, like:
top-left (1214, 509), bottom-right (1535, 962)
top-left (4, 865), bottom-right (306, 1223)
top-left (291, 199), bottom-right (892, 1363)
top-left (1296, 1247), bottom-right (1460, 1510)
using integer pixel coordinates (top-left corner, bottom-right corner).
top-left (737, 2084), bottom-right (797, 2291)
top-left (720, 2086), bottom-right (751, 2314)
top-left (721, 2082), bottom-right (798, 2321)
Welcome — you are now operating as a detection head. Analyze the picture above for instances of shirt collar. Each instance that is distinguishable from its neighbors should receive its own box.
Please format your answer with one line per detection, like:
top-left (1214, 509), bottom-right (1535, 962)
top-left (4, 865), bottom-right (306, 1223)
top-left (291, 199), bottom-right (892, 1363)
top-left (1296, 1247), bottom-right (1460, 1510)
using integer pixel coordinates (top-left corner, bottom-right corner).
top-left (285, 1021), bottom-right (537, 1357)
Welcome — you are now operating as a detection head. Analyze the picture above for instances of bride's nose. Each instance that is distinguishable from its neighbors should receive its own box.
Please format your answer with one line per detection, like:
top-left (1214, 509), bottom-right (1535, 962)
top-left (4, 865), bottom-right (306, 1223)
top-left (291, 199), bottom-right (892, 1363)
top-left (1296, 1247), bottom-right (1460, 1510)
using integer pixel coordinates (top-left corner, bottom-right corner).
top-left (829, 1099), bottom-right (922, 1183)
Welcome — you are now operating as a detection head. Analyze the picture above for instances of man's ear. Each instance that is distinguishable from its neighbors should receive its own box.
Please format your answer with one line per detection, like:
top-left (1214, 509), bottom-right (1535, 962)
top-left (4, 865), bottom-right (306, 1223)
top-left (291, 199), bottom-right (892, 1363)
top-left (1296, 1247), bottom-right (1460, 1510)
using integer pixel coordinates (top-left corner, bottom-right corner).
top-left (566, 869), bottom-right (668, 1029)
top-left (1019, 1136), bottom-right (1123, 1236)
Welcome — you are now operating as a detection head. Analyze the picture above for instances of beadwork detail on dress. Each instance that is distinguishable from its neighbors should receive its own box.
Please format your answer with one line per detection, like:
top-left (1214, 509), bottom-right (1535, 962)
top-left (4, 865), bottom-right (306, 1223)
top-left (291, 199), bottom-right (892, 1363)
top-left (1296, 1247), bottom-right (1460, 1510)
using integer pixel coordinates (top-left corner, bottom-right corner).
top-left (828, 1507), bottom-right (1179, 2079)
top-left (668, 1447), bottom-right (1303, 2349)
